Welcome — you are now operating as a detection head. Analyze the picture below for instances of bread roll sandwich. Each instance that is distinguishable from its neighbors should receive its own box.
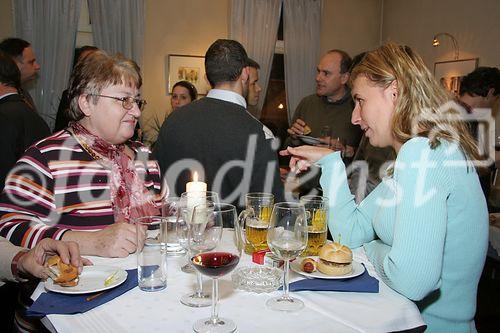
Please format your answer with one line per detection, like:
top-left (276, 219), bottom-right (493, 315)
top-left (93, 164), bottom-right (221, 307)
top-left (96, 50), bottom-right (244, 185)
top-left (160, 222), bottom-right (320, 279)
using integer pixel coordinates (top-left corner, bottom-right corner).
top-left (317, 242), bottom-right (353, 276)
top-left (47, 255), bottom-right (79, 287)
top-left (303, 125), bottom-right (312, 135)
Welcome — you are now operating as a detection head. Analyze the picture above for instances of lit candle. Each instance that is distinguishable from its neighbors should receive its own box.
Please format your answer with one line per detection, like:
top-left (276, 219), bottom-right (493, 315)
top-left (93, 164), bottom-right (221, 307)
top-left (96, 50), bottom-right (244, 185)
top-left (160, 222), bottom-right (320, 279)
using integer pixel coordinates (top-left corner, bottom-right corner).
top-left (186, 171), bottom-right (207, 193)
top-left (186, 172), bottom-right (207, 224)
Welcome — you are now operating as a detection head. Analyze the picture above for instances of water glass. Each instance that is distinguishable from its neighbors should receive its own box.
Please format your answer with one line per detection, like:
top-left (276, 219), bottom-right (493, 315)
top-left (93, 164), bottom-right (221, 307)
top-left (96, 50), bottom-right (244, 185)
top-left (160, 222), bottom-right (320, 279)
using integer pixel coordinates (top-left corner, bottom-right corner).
top-left (135, 216), bottom-right (168, 292)
top-left (162, 197), bottom-right (186, 256)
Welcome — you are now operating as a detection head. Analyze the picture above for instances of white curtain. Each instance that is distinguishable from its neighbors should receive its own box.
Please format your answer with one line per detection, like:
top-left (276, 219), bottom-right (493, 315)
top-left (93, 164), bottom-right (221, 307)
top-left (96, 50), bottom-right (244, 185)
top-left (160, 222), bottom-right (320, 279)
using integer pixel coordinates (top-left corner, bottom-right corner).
top-left (283, 0), bottom-right (322, 124)
top-left (87, 0), bottom-right (144, 66)
top-left (13, 0), bottom-right (81, 130)
top-left (230, 0), bottom-right (281, 117)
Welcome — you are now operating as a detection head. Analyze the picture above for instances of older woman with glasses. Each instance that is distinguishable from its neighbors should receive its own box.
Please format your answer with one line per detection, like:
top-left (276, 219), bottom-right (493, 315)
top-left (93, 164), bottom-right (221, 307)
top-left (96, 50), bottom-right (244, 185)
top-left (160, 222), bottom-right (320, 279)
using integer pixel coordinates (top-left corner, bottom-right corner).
top-left (0, 51), bottom-right (163, 258)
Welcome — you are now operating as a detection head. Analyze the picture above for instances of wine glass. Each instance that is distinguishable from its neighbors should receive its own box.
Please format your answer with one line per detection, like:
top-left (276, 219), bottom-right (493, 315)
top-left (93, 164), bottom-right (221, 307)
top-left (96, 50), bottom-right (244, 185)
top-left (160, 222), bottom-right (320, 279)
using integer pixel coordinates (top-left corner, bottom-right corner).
top-left (319, 125), bottom-right (331, 148)
top-left (266, 202), bottom-right (308, 312)
top-left (179, 191), bottom-right (220, 307)
top-left (178, 191), bottom-right (219, 268)
top-left (191, 203), bottom-right (242, 333)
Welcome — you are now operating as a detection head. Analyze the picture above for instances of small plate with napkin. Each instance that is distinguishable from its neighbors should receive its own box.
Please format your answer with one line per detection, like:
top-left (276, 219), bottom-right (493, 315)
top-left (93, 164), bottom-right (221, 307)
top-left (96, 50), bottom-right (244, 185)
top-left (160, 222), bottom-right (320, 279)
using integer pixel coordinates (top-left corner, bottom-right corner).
top-left (27, 269), bottom-right (137, 316)
top-left (287, 264), bottom-right (379, 293)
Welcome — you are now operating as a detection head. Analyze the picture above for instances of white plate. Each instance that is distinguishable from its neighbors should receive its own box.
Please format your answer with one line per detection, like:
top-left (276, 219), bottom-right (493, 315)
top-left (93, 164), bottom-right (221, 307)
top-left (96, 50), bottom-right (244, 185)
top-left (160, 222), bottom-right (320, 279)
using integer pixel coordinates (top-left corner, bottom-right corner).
top-left (291, 257), bottom-right (365, 279)
top-left (45, 265), bottom-right (127, 295)
top-left (298, 135), bottom-right (322, 145)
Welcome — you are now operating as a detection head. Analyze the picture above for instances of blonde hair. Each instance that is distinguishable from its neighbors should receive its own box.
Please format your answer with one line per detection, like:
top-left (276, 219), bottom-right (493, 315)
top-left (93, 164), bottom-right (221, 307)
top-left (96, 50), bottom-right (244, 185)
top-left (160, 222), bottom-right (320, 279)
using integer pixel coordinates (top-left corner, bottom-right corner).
top-left (67, 50), bottom-right (142, 121)
top-left (350, 42), bottom-right (480, 161)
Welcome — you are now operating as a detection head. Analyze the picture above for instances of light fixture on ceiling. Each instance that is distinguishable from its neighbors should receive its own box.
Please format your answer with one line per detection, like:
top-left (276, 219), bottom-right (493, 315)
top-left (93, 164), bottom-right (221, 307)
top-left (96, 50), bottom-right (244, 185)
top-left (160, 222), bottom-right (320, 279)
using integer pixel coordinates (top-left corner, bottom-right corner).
top-left (432, 32), bottom-right (459, 60)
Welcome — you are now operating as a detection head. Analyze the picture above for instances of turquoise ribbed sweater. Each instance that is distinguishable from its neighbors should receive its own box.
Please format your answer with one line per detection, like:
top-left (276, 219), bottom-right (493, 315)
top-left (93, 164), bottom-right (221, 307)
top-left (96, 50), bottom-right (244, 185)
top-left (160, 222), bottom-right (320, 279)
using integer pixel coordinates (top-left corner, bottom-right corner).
top-left (318, 137), bottom-right (488, 332)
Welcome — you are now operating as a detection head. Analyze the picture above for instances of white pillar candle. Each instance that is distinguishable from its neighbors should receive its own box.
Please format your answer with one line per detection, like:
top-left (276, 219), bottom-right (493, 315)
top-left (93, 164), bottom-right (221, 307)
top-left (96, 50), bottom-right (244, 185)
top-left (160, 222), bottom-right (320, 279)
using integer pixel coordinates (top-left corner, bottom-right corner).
top-left (186, 172), bottom-right (207, 223)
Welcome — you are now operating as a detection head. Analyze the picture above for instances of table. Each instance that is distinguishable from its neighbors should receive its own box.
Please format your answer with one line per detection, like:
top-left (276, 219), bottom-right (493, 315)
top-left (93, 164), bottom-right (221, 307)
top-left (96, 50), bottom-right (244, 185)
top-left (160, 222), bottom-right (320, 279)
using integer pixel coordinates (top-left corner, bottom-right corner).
top-left (32, 230), bottom-right (425, 333)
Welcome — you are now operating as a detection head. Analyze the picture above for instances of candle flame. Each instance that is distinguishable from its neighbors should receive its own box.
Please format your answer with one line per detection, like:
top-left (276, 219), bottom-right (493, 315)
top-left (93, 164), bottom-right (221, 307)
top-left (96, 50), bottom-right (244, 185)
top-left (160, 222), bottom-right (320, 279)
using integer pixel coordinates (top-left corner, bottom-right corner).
top-left (193, 171), bottom-right (198, 182)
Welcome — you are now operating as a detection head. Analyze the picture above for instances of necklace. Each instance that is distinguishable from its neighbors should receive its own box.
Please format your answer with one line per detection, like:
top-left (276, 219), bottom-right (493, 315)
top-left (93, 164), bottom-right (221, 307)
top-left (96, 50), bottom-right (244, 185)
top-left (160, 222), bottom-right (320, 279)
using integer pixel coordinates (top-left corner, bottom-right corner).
top-left (68, 128), bottom-right (103, 161)
top-left (79, 139), bottom-right (103, 161)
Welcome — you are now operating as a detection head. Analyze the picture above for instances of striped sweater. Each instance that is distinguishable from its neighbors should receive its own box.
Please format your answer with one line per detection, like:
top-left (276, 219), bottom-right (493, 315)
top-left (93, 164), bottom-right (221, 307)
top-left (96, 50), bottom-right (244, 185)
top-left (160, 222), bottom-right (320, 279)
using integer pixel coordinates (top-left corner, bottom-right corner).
top-left (0, 130), bottom-right (162, 248)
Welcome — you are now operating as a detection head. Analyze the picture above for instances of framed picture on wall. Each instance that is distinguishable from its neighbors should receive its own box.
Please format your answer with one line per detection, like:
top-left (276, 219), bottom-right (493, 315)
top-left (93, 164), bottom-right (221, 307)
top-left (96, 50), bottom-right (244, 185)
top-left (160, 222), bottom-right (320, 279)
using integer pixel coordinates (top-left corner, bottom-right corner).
top-left (434, 58), bottom-right (479, 95)
top-left (165, 54), bottom-right (211, 96)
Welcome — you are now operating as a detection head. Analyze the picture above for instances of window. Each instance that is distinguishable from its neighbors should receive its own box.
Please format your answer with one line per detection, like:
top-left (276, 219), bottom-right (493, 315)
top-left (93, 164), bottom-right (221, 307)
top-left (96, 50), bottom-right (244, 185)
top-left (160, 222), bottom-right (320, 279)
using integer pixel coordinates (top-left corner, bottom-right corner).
top-left (76, 0), bottom-right (94, 47)
top-left (260, 9), bottom-right (288, 148)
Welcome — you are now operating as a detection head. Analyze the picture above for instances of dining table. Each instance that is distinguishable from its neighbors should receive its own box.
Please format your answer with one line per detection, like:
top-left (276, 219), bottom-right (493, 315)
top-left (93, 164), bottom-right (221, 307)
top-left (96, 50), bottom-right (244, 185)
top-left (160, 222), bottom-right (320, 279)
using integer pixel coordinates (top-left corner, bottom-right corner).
top-left (31, 229), bottom-right (425, 333)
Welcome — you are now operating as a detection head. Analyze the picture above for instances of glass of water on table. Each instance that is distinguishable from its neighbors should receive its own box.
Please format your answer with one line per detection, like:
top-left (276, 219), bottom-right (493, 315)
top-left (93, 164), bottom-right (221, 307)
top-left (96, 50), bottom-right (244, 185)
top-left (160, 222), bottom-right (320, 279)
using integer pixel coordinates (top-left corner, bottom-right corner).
top-left (162, 197), bottom-right (186, 256)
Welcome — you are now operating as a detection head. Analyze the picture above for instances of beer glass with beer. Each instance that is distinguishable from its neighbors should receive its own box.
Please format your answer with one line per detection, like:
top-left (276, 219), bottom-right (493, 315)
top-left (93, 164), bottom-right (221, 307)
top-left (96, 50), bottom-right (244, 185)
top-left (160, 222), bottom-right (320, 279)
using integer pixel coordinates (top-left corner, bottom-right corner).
top-left (300, 195), bottom-right (329, 256)
top-left (238, 192), bottom-right (274, 254)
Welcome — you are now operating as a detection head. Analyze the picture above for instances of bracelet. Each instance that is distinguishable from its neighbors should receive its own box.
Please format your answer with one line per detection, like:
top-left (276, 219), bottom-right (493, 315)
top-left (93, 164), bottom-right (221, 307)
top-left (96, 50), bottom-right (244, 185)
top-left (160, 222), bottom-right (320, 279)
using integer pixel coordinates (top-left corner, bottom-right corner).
top-left (11, 250), bottom-right (29, 281)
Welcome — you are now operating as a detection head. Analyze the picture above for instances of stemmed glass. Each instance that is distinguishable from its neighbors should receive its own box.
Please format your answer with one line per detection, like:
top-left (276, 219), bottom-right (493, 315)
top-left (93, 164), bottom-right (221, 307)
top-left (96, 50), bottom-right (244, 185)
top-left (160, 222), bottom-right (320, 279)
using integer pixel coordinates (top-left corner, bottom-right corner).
top-left (266, 202), bottom-right (308, 312)
top-left (191, 203), bottom-right (242, 333)
top-left (178, 191), bottom-right (220, 307)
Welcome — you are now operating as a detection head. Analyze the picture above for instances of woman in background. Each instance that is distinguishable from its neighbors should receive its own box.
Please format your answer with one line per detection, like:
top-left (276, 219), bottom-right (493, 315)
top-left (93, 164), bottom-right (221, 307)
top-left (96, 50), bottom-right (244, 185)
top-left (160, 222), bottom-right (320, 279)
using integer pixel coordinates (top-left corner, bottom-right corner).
top-left (281, 42), bottom-right (488, 332)
top-left (171, 80), bottom-right (197, 110)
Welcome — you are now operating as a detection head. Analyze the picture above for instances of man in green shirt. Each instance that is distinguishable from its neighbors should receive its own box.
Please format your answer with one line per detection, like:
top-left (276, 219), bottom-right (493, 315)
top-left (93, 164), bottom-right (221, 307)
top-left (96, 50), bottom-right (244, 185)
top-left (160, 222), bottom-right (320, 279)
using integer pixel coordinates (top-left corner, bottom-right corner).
top-left (284, 50), bottom-right (362, 196)
top-left (286, 50), bottom-right (363, 158)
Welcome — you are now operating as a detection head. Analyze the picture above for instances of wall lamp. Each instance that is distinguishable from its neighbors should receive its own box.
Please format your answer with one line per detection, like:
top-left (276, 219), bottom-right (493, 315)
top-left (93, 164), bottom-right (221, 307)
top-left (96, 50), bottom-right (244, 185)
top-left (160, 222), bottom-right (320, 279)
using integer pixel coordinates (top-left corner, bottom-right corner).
top-left (432, 32), bottom-right (459, 60)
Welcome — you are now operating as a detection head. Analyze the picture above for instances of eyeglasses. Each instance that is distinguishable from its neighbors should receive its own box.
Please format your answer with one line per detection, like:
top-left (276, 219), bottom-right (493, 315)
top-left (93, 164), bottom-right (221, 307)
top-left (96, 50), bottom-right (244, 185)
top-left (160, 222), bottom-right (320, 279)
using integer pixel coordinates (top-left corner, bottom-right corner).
top-left (90, 94), bottom-right (147, 111)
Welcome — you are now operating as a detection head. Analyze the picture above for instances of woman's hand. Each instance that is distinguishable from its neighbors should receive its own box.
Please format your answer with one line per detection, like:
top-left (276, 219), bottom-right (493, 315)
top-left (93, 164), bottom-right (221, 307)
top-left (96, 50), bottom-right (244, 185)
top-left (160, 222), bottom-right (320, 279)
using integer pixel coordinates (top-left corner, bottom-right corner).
top-left (279, 145), bottom-right (333, 174)
top-left (63, 223), bottom-right (146, 258)
top-left (92, 223), bottom-right (144, 257)
top-left (17, 239), bottom-right (91, 279)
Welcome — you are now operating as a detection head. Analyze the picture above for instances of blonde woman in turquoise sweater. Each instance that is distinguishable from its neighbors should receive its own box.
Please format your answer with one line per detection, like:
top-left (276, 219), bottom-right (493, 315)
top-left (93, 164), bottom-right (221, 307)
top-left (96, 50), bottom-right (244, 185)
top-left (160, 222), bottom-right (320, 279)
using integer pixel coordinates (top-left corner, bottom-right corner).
top-left (281, 43), bottom-right (488, 332)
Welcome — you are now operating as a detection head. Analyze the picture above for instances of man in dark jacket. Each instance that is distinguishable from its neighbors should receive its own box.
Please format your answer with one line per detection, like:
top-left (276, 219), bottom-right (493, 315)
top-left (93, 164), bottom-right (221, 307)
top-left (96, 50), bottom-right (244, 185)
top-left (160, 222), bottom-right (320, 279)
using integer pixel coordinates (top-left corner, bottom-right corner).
top-left (0, 51), bottom-right (49, 191)
top-left (154, 39), bottom-right (284, 210)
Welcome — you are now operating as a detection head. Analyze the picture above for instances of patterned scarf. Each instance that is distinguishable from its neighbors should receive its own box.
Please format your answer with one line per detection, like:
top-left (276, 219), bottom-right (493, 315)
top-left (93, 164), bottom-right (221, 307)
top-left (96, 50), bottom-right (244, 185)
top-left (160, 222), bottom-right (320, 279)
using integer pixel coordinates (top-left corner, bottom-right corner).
top-left (70, 122), bottom-right (160, 223)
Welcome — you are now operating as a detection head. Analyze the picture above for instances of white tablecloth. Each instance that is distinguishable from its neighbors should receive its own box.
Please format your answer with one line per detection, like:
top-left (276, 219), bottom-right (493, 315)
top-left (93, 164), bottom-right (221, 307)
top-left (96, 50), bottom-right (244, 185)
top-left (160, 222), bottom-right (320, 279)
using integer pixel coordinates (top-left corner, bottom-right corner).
top-left (32, 230), bottom-right (425, 333)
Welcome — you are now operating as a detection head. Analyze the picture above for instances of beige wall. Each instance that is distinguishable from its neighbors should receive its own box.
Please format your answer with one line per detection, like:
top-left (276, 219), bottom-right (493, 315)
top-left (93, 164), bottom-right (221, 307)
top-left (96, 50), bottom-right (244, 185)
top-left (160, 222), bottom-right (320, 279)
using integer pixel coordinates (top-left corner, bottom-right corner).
top-left (382, 0), bottom-right (500, 122)
top-left (141, 0), bottom-right (229, 144)
top-left (382, 0), bottom-right (500, 69)
top-left (320, 0), bottom-right (382, 59)
top-left (0, 0), bottom-right (13, 41)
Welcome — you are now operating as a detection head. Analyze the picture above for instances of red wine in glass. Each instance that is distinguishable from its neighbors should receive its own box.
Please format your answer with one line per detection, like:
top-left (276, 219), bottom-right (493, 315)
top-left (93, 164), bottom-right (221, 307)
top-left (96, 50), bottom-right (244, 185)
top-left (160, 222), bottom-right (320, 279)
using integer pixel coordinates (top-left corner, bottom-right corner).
top-left (191, 252), bottom-right (240, 278)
